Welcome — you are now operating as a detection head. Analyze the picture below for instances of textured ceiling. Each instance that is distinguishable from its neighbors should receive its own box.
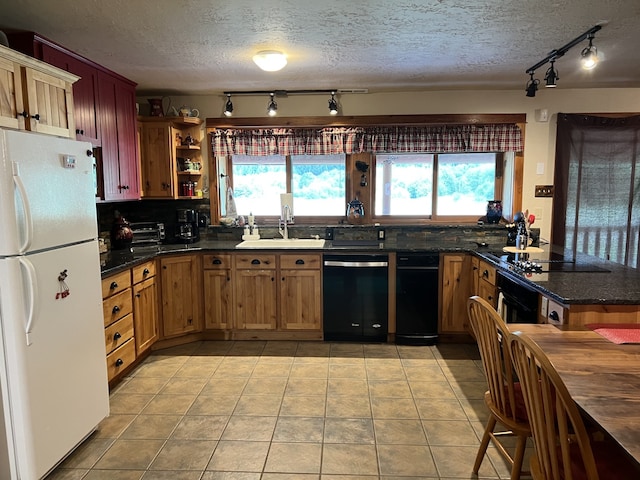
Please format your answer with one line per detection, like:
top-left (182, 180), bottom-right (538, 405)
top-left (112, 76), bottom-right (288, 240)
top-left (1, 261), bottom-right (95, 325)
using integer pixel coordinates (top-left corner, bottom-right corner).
top-left (1, 0), bottom-right (639, 95)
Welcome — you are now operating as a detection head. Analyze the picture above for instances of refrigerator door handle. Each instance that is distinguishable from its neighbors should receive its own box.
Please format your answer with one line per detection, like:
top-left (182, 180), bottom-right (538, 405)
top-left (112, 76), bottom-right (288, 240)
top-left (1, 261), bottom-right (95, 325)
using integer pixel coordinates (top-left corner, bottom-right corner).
top-left (13, 162), bottom-right (34, 254)
top-left (18, 256), bottom-right (37, 345)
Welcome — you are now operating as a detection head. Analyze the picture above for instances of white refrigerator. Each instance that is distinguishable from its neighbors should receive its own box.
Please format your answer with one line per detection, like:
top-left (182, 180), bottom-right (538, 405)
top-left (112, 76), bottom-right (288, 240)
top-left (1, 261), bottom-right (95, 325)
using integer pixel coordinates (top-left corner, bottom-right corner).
top-left (0, 129), bottom-right (109, 479)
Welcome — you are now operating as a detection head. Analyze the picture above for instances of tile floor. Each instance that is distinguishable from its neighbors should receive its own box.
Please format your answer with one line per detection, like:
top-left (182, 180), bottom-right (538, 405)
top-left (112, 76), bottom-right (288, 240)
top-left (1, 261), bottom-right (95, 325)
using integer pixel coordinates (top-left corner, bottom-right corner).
top-left (46, 341), bottom-right (532, 479)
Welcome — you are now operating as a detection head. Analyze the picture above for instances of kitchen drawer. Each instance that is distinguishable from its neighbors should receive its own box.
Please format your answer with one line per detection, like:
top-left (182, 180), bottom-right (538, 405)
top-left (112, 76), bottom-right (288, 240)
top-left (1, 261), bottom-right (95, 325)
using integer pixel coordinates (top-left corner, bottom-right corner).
top-left (203, 253), bottom-right (232, 269)
top-left (132, 260), bottom-right (156, 284)
top-left (104, 313), bottom-right (134, 354)
top-left (102, 270), bottom-right (132, 298)
top-left (280, 254), bottom-right (321, 270)
top-left (102, 288), bottom-right (133, 326)
top-left (235, 254), bottom-right (276, 269)
top-left (478, 260), bottom-right (496, 285)
top-left (106, 338), bottom-right (136, 381)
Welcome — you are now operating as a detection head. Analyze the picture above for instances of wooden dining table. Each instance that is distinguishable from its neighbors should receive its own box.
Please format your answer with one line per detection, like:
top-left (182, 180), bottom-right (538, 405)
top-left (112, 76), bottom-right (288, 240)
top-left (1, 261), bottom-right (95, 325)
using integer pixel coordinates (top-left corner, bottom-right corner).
top-left (510, 323), bottom-right (640, 466)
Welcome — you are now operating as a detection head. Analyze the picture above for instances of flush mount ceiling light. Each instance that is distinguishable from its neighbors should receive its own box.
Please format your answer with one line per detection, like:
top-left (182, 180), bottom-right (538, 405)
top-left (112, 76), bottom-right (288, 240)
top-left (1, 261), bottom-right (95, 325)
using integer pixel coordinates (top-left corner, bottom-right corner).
top-left (267, 93), bottom-right (278, 116)
top-left (525, 73), bottom-right (540, 97)
top-left (328, 92), bottom-right (338, 115)
top-left (581, 34), bottom-right (599, 70)
top-left (524, 24), bottom-right (602, 97)
top-left (252, 50), bottom-right (287, 72)
top-left (544, 60), bottom-right (559, 88)
top-left (223, 94), bottom-right (233, 117)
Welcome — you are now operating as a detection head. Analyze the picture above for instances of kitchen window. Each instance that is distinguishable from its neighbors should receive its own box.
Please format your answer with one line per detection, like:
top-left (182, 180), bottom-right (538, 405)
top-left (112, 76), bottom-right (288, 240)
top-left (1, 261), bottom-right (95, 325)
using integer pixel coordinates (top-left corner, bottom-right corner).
top-left (374, 152), bottom-right (501, 218)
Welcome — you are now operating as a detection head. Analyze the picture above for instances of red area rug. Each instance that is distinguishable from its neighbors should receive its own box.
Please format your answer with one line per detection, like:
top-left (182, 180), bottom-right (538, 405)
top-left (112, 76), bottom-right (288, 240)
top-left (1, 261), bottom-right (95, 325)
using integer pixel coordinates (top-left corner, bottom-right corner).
top-left (586, 323), bottom-right (640, 344)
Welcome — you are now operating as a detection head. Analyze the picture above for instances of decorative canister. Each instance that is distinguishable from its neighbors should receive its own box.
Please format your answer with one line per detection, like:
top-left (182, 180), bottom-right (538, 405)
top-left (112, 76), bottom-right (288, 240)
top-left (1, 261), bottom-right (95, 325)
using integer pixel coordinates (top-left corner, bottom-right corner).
top-left (346, 198), bottom-right (365, 224)
top-left (110, 211), bottom-right (133, 249)
top-left (486, 200), bottom-right (502, 224)
top-left (148, 98), bottom-right (164, 116)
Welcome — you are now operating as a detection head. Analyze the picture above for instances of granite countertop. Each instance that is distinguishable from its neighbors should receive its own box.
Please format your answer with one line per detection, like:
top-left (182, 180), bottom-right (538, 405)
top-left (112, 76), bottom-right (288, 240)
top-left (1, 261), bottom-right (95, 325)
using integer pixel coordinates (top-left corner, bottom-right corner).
top-left (100, 238), bottom-right (640, 306)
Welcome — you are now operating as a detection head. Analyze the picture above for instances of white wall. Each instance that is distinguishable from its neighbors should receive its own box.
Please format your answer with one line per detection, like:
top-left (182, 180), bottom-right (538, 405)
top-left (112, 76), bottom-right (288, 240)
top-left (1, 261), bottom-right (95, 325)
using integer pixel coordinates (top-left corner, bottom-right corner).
top-left (138, 88), bottom-right (640, 240)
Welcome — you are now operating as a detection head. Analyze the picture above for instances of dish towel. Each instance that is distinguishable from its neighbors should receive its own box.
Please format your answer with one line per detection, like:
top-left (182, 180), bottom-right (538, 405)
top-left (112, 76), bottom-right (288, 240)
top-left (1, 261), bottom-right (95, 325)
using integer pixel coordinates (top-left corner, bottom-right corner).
top-left (586, 323), bottom-right (640, 344)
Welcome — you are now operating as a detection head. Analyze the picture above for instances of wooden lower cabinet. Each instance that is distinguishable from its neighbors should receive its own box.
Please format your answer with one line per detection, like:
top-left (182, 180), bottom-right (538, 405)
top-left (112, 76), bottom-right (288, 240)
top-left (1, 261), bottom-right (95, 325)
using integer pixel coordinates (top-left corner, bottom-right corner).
top-left (471, 257), bottom-right (498, 308)
top-left (439, 253), bottom-right (472, 335)
top-left (203, 254), bottom-right (233, 330)
top-left (234, 254), bottom-right (277, 330)
top-left (160, 255), bottom-right (203, 338)
top-left (132, 261), bottom-right (158, 354)
top-left (279, 254), bottom-right (322, 330)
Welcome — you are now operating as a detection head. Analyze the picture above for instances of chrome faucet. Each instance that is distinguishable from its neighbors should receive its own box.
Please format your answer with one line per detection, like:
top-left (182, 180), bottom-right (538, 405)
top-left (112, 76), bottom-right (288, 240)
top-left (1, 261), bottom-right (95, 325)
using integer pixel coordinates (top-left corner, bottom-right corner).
top-left (279, 204), bottom-right (291, 239)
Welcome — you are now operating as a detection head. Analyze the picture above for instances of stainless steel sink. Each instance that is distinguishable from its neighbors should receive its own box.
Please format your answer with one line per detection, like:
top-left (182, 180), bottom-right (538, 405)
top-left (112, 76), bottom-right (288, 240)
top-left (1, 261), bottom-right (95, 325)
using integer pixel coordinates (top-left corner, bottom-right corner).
top-left (236, 238), bottom-right (326, 249)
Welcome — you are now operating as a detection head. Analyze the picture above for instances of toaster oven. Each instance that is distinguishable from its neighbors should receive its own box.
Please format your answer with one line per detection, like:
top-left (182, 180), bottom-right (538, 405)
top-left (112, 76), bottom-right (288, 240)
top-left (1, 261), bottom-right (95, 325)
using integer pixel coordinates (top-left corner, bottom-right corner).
top-left (129, 222), bottom-right (165, 248)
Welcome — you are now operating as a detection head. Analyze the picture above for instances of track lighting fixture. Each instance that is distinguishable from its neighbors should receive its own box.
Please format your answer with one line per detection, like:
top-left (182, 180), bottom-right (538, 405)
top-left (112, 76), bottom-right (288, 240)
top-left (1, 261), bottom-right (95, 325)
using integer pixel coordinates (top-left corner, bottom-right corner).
top-left (544, 60), bottom-right (558, 88)
top-left (525, 73), bottom-right (539, 97)
top-left (223, 94), bottom-right (233, 117)
top-left (581, 34), bottom-right (598, 70)
top-left (267, 93), bottom-right (277, 116)
top-left (524, 24), bottom-right (602, 97)
top-left (328, 92), bottom-right (338, 115)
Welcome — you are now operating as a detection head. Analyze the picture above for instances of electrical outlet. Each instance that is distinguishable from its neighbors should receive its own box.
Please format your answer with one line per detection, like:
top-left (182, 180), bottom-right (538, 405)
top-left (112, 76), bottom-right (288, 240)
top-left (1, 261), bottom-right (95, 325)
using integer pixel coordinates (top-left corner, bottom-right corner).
top-left (325, 227), bottom-right (334, 240)
top-left (535, 185), bottom-right (554, 197)
top-left (378, 229), bottom-right (385, 240)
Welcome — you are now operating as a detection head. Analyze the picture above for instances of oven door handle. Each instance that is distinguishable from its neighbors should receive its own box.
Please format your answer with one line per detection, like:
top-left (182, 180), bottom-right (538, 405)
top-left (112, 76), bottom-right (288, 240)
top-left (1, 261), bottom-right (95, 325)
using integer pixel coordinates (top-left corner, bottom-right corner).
top-left (323, 260), bottom-right (388, 268)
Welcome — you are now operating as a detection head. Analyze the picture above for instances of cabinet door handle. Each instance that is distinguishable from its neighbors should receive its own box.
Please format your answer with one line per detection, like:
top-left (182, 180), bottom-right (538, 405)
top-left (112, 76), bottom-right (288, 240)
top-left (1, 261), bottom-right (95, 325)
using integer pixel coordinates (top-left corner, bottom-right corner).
top-left (483, 270), bottom-right (489, 278)
top-left (251, 259), bottom-right (260, 265)
top-left (143, 268), bottom-right (150, 275)
top-left (135, 293), bottom-right (141, 298)
top-left (110, 281), bottom-right (118, 290)
top-left (19, 111), bottom-right (28, 118)
top-left (31, 113), bottom-right (40, 121)
top-left (115, 358), bottom-right (124, 367)
top-left (549, 311), bottom-right (560, 321)
top-left (212, 259), bottom-right (222, 265)
top-left (113, 332), bottom-right (122, 340)
top-left (112, 305), bottom-right (120, 314)
top-left (295, 259), bottom-right (305, 265)
top-left (163, 265), bottom-right (167, 269)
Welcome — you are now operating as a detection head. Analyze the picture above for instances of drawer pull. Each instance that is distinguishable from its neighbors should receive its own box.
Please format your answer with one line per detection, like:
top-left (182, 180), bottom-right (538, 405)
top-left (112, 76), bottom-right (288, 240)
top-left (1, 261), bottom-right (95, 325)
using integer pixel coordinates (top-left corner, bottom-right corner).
top-left (115, 358), bottom-right (124, 367)
top-left (251, 259), bottom-right (260, 265)
top-left (113, 332), bottom-right (122, 340)
top-left (112, 305), bottom-right (120, 314)
top-left (110, 281), bottom-right (118, 290)
top-left (295, 259), bottom-right (305, 265)
top-left (212, 258), bottom-right (222, 265)
top-left (351, 323), bottom-right (361, 327)
top-left (143, 268), bottom-right (150, 275)
top-left (482, 270), bottom-right (489, 278)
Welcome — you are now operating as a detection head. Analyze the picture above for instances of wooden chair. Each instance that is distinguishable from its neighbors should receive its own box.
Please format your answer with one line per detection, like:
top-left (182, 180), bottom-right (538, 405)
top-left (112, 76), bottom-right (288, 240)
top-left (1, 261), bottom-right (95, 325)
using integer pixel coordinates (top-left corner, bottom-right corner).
top-left (507, 331), bottom-right (640, 480)
top-left (467, 296), bottom-right (531, 480)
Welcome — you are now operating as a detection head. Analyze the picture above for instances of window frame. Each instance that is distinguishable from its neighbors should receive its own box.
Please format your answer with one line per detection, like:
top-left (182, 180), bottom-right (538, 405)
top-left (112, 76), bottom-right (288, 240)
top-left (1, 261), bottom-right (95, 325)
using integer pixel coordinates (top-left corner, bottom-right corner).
top-left (207, 114), bottom-right (525, 225)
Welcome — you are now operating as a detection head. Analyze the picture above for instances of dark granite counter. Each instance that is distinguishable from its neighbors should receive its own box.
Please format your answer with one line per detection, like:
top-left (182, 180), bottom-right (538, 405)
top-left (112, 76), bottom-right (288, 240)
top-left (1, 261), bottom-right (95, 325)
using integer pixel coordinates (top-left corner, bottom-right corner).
top-left (100, 234), bottom-right (640, 307)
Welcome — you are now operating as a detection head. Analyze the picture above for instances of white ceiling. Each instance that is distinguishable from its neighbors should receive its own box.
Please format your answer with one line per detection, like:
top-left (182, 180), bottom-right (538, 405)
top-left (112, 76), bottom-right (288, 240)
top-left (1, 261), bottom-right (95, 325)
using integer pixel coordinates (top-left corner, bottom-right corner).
top-left (1, 0), bottom-right (639, 96)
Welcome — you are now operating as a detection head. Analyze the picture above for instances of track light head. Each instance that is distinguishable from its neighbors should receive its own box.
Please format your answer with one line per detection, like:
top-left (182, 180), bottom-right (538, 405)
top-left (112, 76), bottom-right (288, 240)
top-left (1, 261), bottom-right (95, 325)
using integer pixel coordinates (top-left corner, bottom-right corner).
top-left (525, 73), bottom-right (540, 97)
top-left (328, 92), bottom-right (338, 115)
top-left (224, 94), bottom-right (233, 117)
top-left (267, 93), bottom-right (278, 116)
top-left (581, 35), bottom-right (599, 70)
top-left (544, 61), bottom-right (558, 88)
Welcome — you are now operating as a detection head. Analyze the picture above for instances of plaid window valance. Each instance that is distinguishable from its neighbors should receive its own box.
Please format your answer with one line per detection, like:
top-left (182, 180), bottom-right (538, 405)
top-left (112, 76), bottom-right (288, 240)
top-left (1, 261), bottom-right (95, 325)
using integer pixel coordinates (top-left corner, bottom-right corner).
top-left (211, 124), bottom-right (523, 156)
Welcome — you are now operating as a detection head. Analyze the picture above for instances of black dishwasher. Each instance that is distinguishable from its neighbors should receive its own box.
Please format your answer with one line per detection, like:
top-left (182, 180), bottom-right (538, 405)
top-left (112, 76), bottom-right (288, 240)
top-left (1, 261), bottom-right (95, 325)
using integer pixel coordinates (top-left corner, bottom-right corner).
top-left (395, 252), bottom-right (439, 345)
top-left (323, 254), bottom-right (389, 342)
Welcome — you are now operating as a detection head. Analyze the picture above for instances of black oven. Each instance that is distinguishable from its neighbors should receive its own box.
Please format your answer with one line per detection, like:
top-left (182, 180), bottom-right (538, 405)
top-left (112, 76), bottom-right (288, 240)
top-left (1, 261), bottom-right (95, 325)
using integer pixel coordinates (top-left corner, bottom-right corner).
top-left (496, 272), bottom-right (539, 324)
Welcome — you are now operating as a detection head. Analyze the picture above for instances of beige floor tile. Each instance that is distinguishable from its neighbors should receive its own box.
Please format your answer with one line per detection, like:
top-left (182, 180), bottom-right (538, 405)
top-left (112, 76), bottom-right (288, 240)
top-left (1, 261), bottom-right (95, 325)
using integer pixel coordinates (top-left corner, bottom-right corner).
top-left (402, 365), bottom-right (448, 382)
top-left (200, 377), bottom-right (248, 396)
top-left (329, 343), bottom-right (365, 358)
top-left (192, 341), bottom-right (232, 355)
top-left (363, 344), bottom-right (400, 358)
top-left (234, 394), bottom-right (283, 415)
top-left (368, 379), bottom-right (412, 398)
top-left (370, 397), bottom-right (419, 419)
top-left (83, 470), bottom-right (145, 479)
top-left (377, 444), bottom-right (438, 477)
top-left (109, 393), bottom-right (154, 415)
top-left (320, 476), bottom-right (379, 480)
top-left (94, 414), bottom-right (136, 439)
top-left (324, 418), bottom-right (375, 444)
top-left (321, 444), bottom-right (378, 475)
top-left (285, 377), bottom-right (328, 396)
top-left (57, 438), bottom-right (114, 469)
top-left (213, 363), bottom-right (256, 377)
top-left (329, 356), bottom-right (366, 367)
top-left (93, 439), bottom-right (165, 470)
top-left (264, 442), bottom-right (322, 473)
top-left (422, 419), bottom-right (480, 446)
top-left (295, 342), bottom-right (331, 357)
top-left (450, 380), bottom-right (489, 401)
top-left (243, 377), bottom-right (288, 395)
top-left (441, 365), bottom-right (486, 382)
top-left (160, 377), bottom-right (208, 395)
top-left (365, 366), bottom-right (406, 380)
top-left (373, 419), bottom-right (427, 445)
top-left (262, 474), bottom-right (319, 480)
top-left (188, 395), bottom-right (239, 416)
top-left (430, 445), bottom-right (499, 478)
top-left (328, 363), bottom-right (367, 379)
top-left (141, 394), bottom-right (196, 415)
top-left (206, 440), bottom-right (270, 472)
top-left (326, 395), bottom-right (372, 418)
top-left (114, 377), bottom-right (168, 395)
top-left (280, 394), bottom-right (326, 416)
top-left (327, 378), bottom-right (369, 396)
top-left (134, 362), bottom-right (183, 378)
top-left (149, 439), bottom-right (217, 470)
top-left (397, 345), bottom-right (437, 359)
top-left (414, 398), bottom-right (469, 420)
top-left (171, 415), bottom-right (229, 441)
top-left (201, 472), bottom-right (261, 480)
top-left (173, 362), bottom-right (219, 378)
top-left (263, 341), bottom-right (299, 356)
top-left (141, 471), bottom-right (202, 479)
top-left (289, 363), bottom-right (329, 378)
top-left (121, 414), bottom-right (181, 439)
top-left (409, 380), bottom-right (458, 400)
top-left (251, 363), bottom-right (292, 378)
top-left (273, 416), bottom-right (324, 442)
top-left (221, 415), bottom-right (276, 441)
